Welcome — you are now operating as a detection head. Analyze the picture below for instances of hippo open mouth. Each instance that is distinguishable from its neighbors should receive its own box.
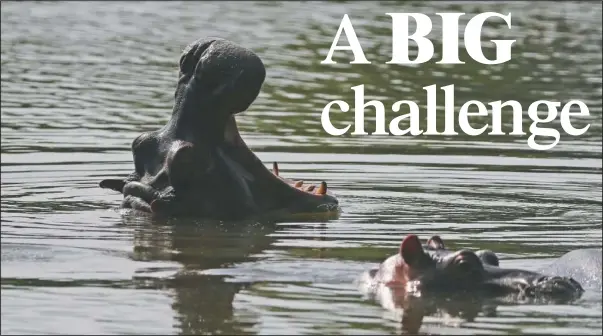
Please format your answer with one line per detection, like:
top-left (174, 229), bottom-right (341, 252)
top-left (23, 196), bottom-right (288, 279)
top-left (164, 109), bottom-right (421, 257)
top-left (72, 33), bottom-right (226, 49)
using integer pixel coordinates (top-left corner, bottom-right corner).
top-left (99, 37), bottom-right (339, 220)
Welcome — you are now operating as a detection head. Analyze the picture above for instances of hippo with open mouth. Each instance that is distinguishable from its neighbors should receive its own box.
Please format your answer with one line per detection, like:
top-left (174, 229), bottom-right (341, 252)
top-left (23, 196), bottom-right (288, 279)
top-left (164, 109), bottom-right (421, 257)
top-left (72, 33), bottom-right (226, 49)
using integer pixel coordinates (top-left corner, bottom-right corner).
top-left (360, 235), bottom-right (594, 305)
top-left (99, 37), bottom-right (339, 220)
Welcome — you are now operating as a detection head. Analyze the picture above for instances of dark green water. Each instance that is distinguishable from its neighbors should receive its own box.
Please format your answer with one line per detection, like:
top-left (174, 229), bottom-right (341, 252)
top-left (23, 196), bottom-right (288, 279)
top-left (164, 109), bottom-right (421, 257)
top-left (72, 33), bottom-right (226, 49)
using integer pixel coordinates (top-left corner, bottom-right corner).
top-left (1, 1), bottom-right (601, 335)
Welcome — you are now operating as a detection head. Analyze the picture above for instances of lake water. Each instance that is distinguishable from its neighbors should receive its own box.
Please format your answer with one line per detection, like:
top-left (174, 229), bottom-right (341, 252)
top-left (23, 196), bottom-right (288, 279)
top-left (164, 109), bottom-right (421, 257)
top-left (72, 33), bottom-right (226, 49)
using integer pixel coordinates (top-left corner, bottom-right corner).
top-left (1, 1), bottom-right (601, 335)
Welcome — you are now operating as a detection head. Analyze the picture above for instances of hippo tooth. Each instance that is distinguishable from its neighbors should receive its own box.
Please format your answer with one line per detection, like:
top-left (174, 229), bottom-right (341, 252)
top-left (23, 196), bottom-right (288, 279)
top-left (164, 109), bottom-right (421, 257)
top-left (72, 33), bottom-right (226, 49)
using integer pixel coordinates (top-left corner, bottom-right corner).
top-left (273, 162), bottom-right (279, 176)
top-left (316, 181), bottom-right (327, 195)
top-left (305, 185), bottom-right (316, 192)
top-left (294, 180), bottom-right (303, 188)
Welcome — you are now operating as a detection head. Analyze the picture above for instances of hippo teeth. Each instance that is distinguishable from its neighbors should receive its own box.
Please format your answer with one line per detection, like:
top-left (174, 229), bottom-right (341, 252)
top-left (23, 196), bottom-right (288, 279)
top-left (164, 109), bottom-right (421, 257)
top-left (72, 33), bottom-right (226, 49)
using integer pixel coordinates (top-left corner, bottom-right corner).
top-left (292, 180), bottom-right (327, 195)
top-left (316, 181), bottom-right (327, 195)
top-left (271, 163), bottom-right (328, 196)
top-left (294, 181), bottom-right (327, 195)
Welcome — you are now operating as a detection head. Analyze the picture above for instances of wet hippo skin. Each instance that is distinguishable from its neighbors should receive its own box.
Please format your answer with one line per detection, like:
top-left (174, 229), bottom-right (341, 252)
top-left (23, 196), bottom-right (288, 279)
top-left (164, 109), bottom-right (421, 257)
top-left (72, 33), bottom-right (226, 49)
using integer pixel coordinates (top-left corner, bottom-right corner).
top-left (99, 37), bottom-right (339, 220)
top-left (540, 248), bottom-right (602, 292)
top-left (362, 235), bottom-right (588, 302)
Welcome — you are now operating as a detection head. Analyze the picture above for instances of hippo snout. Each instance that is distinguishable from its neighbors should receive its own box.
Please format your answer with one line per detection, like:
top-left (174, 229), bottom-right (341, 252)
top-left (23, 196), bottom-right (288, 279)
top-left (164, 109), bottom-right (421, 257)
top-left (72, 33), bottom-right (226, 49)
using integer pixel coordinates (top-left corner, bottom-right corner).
top-left (177, 37), bottom-right (266, 116)
top-left (526, 276), bottom-right (584, 297)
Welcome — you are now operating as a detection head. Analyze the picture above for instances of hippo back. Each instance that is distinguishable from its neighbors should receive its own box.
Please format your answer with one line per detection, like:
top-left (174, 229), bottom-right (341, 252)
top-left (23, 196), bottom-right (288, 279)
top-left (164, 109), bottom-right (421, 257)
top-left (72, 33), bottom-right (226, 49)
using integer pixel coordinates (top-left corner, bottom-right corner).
top-left (540, 248), bottom-right (602, 292)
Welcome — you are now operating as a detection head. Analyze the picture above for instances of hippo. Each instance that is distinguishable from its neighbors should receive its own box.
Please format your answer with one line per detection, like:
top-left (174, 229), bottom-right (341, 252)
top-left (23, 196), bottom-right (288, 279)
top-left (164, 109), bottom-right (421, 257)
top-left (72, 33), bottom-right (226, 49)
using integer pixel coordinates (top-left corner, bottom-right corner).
top-left (541, 247), bottom-right (602, 292)
top-left (99, 37), bottom-right (339, 220)
top-left (361, 235), bottom-right (590, 304)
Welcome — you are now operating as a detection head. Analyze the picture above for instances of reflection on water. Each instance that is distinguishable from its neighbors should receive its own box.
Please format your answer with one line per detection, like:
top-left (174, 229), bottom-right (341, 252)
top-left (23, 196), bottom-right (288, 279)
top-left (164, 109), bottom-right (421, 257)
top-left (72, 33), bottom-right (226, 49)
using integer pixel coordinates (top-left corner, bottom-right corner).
top-left (1, 1), bottom-right (601, 335)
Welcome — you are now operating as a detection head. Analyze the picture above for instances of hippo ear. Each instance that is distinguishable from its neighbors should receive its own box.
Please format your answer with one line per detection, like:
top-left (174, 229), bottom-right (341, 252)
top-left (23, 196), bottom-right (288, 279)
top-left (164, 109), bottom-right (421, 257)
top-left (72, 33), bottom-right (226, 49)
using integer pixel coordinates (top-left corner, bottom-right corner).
top-left (399, 235), bottom-right (426, 267)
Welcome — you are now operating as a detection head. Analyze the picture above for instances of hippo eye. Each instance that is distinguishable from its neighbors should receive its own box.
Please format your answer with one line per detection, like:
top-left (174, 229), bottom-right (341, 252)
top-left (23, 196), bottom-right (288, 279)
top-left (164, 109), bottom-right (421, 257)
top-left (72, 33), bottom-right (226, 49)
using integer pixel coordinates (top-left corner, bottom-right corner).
top-left (476, 250), bottom-right (499, 267)
top-left (451, 251), bottom-right (484, 275)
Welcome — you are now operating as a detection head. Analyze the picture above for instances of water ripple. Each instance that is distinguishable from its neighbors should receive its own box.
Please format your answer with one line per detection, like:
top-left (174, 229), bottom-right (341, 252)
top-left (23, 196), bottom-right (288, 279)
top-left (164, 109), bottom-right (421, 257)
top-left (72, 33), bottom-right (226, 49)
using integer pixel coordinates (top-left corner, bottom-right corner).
top-left (1, 1), bottom-right (601, 335)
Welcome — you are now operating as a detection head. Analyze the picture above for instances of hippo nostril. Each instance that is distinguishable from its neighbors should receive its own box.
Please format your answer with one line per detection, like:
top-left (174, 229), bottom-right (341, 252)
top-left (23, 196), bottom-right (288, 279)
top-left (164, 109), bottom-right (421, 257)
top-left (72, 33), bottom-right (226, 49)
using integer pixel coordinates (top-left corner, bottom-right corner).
top-left (530, 276), bottom-right (584, 296)
top-left (179, 39), bottom-right (216, 76)
top-left (535, 276), bottom-right (549, 284)
top-left (537, 276), bottom-right (566, 286)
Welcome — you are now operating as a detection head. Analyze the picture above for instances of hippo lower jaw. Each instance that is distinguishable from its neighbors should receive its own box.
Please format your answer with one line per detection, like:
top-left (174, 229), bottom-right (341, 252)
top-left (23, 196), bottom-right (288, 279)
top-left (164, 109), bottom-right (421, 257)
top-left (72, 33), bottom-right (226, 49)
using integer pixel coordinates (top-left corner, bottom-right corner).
top-left (142, 116), bottom-right (340, 220)
top-left (212, 116), bottom-right (341, 217)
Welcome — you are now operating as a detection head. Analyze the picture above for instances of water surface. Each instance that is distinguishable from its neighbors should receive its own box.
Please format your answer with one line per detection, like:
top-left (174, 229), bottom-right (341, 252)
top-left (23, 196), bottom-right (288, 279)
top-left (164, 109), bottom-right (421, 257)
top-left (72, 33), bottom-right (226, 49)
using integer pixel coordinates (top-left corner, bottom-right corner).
top-left (1, 1), bottom-right (602, 335)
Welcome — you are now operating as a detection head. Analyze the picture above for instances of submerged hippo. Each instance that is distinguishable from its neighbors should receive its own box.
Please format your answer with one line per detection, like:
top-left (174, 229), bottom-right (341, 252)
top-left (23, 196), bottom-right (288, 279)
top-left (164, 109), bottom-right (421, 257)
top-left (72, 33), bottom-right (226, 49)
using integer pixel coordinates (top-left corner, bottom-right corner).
top-left (542, 247), bottom-right (602, 292)
top-left (361, 235), bottom-right (592, 303)
top-left (99, 37), bottom-right (339, 220)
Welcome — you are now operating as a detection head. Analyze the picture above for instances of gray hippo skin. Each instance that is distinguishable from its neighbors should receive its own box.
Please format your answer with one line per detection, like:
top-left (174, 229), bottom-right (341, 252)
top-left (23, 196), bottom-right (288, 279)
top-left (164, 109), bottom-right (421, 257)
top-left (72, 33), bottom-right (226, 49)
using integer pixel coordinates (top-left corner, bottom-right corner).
top-left (361, 235), bottom-right (587, 303)
top-left (540, 248), bottom-right (602, 292)
top-left (99, 38), bottom-right (339, 220)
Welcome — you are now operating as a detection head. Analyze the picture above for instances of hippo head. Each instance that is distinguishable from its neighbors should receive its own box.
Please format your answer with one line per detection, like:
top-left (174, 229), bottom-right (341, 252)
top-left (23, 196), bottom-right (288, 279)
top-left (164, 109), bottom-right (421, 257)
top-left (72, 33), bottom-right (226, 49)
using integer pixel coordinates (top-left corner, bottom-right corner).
top-left (99, 38), bottom-right (339, 220)
top-left (370, 235), bottom-right (584, 302)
